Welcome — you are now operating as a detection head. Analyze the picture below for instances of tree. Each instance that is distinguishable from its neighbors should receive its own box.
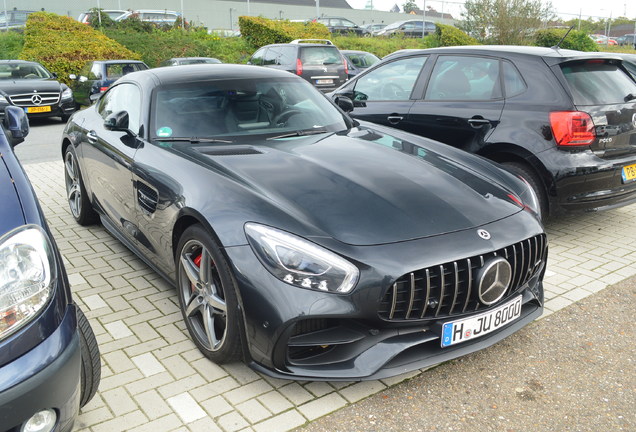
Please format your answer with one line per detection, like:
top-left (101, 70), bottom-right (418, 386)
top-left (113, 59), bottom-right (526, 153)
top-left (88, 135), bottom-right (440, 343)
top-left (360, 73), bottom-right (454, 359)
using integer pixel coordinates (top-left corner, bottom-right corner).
top-left (402, 1), bottom-right (417, 14)
top-left (459, 0), bottom-right (556, 45)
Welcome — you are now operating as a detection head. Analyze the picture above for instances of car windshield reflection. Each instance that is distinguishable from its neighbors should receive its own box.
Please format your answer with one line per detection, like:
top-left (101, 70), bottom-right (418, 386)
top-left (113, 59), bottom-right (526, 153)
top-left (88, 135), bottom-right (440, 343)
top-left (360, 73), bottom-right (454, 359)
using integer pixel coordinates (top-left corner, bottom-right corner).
top-left (151, 77), bottom-right (348, 142)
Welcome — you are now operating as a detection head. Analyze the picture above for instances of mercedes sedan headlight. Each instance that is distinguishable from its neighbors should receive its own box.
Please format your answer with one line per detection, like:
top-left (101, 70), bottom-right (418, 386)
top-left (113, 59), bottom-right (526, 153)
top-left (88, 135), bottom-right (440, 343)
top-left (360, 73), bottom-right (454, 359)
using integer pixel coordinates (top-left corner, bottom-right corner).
top-left (61, 87), bottom-right (73, 100)
top-left (0, 225), bottom-right (56, 340)
top-left (245, 223), bottom-right (359, 293)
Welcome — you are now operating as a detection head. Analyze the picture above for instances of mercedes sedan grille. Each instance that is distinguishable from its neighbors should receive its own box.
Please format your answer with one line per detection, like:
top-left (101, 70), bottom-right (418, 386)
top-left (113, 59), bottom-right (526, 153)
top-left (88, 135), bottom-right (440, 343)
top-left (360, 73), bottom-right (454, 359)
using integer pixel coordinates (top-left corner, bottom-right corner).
top-left (8, 92), bottom-right (61, 107)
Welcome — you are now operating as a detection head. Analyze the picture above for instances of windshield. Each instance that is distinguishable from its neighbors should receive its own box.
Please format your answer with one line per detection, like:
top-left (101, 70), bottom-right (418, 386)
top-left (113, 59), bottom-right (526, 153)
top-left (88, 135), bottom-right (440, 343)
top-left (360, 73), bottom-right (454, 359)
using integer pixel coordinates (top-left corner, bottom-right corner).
top-left (561, 60), bottom-right (636, 105)
top-left (151, 77), bottom-right (349, 141)
top-left (0, 62), bottom-right (52, 80)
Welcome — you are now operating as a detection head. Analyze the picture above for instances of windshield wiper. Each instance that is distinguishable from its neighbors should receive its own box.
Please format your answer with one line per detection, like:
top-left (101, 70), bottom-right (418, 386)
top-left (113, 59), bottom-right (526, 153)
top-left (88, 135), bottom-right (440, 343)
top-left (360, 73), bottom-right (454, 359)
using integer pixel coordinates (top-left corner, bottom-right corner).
top-left (155, 137), bottom-right (233, 144)
top-left (625, 93), bottom-right (636, 102)
top-left (267, 128), bottom-right (329, 140)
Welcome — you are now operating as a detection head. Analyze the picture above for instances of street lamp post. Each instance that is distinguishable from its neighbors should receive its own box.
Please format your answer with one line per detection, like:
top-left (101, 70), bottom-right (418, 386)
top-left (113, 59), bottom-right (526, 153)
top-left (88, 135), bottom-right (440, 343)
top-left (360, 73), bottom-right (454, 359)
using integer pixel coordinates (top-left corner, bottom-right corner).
top-left (229, 8), bottom-right (236, 30)
top-left (422, 0), bottom-right (426, 39)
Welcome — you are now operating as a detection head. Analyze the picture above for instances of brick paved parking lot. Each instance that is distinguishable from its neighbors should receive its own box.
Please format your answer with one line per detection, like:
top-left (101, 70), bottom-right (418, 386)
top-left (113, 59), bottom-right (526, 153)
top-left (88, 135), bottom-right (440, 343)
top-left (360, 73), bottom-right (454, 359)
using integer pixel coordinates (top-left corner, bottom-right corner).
top-left (23, 160), bottom-right (636, 432)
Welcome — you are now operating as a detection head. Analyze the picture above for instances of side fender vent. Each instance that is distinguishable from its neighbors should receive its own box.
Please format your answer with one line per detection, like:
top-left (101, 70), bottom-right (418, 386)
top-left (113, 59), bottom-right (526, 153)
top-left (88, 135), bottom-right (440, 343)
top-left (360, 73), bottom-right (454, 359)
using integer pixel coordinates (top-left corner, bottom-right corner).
top-left (136, 181), bottom-right (158, 214)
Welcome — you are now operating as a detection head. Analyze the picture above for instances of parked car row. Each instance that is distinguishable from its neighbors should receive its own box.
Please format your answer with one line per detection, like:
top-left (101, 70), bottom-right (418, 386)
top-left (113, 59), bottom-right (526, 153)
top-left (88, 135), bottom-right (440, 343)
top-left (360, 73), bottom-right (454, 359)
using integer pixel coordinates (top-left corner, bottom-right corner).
top-left (310, 16), bottom-right (438, 38)
top-left (78, 9), bottom-right (182, 26)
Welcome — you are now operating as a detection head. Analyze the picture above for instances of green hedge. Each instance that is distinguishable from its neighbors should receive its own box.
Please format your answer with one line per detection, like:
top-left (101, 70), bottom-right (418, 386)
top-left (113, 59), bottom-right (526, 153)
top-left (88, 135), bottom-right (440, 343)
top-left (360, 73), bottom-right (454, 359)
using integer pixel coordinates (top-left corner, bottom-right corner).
top-left (534, 28), bottom-right (598, 52)
top-left (432, 24), bottom-right (480, 47)
top-left (0, 31), bottom-right (24, 59)
top-left (238, 16), bottom-right (330, 48)
top-left (19, 12), bottom-right (139, 85)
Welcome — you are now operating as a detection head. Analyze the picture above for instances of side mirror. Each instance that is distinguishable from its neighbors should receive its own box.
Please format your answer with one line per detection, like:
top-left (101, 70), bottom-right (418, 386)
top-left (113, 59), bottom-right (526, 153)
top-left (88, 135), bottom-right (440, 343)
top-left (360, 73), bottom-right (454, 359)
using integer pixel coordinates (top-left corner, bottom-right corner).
top-left (89, 92), bottom-right (101, 104)
top-left (104, 111), bottom-right (130, 132)
top-left (2, 106), bottom-right (29, 147)
top-left (69, 74), bottom-right (77, 80)
top-left (334, 95), bottom-right (354, 113)
top-left (79, 76), bottom-right (88, 83)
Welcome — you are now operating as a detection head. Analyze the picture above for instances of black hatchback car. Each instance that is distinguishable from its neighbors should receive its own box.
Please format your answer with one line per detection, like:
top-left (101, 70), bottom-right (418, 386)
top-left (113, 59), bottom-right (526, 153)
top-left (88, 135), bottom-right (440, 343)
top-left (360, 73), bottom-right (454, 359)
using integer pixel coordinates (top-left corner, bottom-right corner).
top-left (61, 64), bottom-right (545, 380)
top-left (0, 60), bottom-right (76, 121)
top-left (69, 60), bottom-right (149, 106)
top-left (331, 46), bottom-right (636, 218)
top-left (248, 39), bottom-right (348, 93)
top-left (0, 107), bottom-right (100, 431)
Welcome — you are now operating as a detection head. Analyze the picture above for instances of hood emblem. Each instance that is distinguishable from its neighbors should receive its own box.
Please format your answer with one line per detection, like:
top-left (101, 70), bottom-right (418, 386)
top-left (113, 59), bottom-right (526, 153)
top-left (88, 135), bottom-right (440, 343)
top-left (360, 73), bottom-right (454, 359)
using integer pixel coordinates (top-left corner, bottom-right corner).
top-left (322, 67), bottom-right (328, 72)
top-left (31, 94), bottom-right (43, 105)
top-left (477, 229), bottom-right (491, 240)
top-left (477, 257), bottom-right (512, 305)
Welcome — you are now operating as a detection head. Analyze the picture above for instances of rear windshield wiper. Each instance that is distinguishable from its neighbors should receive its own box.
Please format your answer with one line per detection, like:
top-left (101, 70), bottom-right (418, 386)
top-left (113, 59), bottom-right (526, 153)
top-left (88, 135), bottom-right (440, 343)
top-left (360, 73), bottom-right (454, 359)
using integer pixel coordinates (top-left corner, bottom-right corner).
top-left (267, 128), bottom-right (329, 140)
top-left (625, 93), bottom-right (636, 102)
top-left (154, 137), bottom-right (233, 144)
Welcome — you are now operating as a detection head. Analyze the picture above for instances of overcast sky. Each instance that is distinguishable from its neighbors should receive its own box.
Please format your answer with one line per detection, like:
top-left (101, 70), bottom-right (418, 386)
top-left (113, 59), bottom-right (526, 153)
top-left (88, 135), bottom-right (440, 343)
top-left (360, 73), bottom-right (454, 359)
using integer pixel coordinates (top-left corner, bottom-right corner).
top-left (345, 0), bottom-right (636, 21)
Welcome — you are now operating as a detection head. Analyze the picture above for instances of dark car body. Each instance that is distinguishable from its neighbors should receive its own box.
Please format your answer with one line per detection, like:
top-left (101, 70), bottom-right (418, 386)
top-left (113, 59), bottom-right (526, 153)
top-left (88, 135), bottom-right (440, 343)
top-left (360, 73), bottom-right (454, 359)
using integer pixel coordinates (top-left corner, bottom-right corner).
top-left (248, 39), bottom-right (348, 93)
top-left (341, 50), bottom-right (380, 78)
top-left (160, 57), bottom-right (222, 67)
top-left (313, 17), bottom-right (369, 36)
top-left (61, 64), bottom-right (545, 380)
top-left (330, 45), bottom-right (636, 218)
top-left (376, 20), bottom-right (436, 37)
top-left (0, 107), bottom-right (100, 431)
top-left (0, 60), bottom-right (76, 121)
top-left (69, 60), bottom-right (149, 106)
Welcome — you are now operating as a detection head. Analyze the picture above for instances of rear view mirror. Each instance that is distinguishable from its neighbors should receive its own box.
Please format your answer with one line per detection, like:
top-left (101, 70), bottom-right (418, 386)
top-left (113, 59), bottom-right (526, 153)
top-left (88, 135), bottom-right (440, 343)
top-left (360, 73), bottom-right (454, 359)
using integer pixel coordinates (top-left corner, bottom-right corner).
top-left (334, 95), bottom-right (354, 113)
top-left (2, 106), bottom-right (29, 147)
top-left (104, 111), bottom-right (130, 132)
top-left (69, 74), bottom-right (77, 80)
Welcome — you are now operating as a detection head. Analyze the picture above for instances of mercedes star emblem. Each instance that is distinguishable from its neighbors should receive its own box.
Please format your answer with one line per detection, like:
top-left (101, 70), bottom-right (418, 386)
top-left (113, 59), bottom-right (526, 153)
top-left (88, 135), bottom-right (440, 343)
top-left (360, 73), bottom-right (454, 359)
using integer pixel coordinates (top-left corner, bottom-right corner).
top-left (477, 257), bottom-right (512, 305)
top-left (477, 229), bottom-right (491, 240)
top-left (31, 94), bottom-right (43, 105)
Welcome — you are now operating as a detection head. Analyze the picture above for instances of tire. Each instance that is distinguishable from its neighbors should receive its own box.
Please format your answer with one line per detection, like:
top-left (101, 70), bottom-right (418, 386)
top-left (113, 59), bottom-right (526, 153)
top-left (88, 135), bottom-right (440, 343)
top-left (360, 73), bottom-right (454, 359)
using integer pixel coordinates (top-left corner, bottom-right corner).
top-left (176, 224), bottom-right (243, 363)
top-left (64, 145), bottom-right (99, 225)
top-left (502, 161), bottom-right (548, 219)
top-left (77, 306), bottom-right (101, 407)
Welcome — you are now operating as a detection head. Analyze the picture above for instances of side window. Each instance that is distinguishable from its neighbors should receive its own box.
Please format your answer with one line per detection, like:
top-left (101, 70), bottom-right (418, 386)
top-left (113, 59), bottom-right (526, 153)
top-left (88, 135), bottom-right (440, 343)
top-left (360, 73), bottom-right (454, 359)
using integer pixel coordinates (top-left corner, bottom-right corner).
top-left (250, 48), bottom-right (266, 66)
top-left (502, 61), bottom-right (526, 97)
top-left (263, 48), bottom-right (278, 66)
top-left (97, 84), bottom-right (142, 134)
top-left (278, 46), bottom-right (296, 66)
top-left (353, 56), bottom-right (427, 101)
top-left (425, 56), bottom-right (501, 101)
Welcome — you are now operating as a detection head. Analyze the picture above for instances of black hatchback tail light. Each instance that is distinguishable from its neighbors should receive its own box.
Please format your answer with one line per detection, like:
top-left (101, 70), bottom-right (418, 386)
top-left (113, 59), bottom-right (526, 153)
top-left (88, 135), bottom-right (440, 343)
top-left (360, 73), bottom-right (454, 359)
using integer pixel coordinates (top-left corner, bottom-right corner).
top-left (550, 111), bottom-right (596, 147)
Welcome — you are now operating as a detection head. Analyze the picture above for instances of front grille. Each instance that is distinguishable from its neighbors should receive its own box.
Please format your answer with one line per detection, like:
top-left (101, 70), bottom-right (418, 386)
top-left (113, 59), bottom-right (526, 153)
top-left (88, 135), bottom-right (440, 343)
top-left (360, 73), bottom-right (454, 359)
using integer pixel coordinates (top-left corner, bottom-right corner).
top-left (8, 92), bottom-right (61, 107)
top-left (379, 234), bottom-right (547, 321)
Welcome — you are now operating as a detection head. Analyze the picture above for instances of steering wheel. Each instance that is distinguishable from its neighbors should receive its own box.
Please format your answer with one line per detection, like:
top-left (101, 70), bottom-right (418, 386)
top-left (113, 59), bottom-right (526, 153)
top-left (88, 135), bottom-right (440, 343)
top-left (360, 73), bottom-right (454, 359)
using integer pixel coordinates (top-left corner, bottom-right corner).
top-left (380, 83), bottom-right (404, 100)
top-left (274, 109), bottom-right (303, 125)
top-left (24, 73), bottom-right (38, 79)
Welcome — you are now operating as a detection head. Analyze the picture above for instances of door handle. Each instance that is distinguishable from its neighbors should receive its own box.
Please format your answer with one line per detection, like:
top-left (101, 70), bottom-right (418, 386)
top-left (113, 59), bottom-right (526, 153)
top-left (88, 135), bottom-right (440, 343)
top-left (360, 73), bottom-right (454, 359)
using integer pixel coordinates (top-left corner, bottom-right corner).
top-left (468, 118), bottom-right (491, 128)
top-left (387, 115), bottom-right (403, 124)
top-left (86, 130), bottom-right (98, 143)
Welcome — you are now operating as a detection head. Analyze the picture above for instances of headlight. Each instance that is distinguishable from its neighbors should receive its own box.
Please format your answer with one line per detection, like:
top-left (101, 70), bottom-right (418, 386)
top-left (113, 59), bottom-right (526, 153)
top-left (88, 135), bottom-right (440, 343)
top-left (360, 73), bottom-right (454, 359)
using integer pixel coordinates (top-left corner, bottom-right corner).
top-left (0, 95), bottom-right (7, 104)
top-left (245, 223), bottom-right (359, 293)
top-left (0, 225), bottom-right (56, 340)
top-left (61, 87), bottom-right (73, 100)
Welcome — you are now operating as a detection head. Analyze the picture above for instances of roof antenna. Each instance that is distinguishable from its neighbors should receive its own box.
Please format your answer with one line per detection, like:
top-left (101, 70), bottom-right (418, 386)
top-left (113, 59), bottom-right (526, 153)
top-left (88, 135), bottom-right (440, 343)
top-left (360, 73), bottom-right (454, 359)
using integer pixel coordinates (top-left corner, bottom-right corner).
top-left (552, 26), bottom-right (574, 50)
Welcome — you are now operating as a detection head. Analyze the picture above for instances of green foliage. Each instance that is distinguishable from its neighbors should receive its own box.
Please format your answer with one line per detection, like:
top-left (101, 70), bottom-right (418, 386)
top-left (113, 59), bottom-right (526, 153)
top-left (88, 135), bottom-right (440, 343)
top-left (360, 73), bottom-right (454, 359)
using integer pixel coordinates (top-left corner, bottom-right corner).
top-left (238, 16), bottom-right (330, 48)
top-left (331, 35), bottom-right (432, 58)
top-left (402, 1), bottom-right (417, 13)
top-left (534, 28), bottom-right (598, 52)
top-left (19, 12), bottom-right (139, 85)
top-left (460, 0), bottom-right (556, 45)
top-left (104, 27), bottom-right (254, 66)
top-left (431, 24), bottom-right (479, 47)
top-left (0, 32), bottom-right (24, 59)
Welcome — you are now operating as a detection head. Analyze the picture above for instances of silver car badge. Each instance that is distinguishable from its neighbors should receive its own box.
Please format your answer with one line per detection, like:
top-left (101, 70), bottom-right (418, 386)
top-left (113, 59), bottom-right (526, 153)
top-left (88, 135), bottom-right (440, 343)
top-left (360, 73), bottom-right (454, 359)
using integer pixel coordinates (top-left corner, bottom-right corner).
top-left (477, 229), bottom-right (491, 240)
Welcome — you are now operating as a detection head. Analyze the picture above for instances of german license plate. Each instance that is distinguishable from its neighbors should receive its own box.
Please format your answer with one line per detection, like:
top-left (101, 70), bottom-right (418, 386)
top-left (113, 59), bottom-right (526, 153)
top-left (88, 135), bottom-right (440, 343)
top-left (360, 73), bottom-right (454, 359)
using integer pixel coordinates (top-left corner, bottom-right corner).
top-left (316, 79), bottom-right (333, 85)
top-left (441, 296), bottom-right (522, 347)
top-left (621, 164), bottom-right (636, 183)
top-left (25, 106), bottom-right (51, 113)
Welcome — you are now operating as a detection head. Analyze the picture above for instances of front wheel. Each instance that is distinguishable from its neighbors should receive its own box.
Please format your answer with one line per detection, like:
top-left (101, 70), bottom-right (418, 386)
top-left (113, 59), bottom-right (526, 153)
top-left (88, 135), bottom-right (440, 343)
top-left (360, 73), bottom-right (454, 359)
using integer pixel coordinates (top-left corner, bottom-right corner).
top-left (502, 161), bottom-right (548, 219)
top-left (176, 225), bottom-right (243, 363)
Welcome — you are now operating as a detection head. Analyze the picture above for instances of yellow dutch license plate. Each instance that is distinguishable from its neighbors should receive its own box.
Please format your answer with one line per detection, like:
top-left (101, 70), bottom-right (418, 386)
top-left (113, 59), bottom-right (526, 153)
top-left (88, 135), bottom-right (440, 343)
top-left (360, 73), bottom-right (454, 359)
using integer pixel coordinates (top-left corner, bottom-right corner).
top-left (25, 106), bottom-right (52, 113)
top-left (622, 164), bottom-right (636, 183)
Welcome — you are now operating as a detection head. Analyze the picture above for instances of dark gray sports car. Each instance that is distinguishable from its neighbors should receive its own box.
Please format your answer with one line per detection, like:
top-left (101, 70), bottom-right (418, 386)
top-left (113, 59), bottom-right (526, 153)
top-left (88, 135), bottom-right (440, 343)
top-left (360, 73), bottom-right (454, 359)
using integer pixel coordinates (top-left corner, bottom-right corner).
top-left (61, 64), bottom-right (546, 380)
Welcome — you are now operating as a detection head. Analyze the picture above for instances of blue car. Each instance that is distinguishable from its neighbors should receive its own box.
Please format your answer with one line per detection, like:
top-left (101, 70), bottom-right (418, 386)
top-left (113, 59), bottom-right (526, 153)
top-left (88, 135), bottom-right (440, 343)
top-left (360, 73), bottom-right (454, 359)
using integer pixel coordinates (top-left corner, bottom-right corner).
top-left (0, 107), bottom-right (100, 431)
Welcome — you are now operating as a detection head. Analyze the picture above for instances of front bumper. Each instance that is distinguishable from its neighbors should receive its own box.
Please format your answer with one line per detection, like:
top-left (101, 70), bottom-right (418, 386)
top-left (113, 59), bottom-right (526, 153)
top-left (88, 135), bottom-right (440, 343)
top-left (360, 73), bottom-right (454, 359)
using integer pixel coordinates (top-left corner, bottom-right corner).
top-left (0, 306), bottom-right (81, 432)
top-left (226, 211), bottom-right (545, 380)
top-left (0, 99), bottom-right (76, 119)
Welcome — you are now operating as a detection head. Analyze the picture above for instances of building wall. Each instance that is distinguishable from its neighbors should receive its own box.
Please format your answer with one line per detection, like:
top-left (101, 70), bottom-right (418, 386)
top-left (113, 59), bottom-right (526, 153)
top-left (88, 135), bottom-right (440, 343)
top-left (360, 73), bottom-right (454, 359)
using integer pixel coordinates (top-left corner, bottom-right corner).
top-left (8, 0), bottom-right (454, 30)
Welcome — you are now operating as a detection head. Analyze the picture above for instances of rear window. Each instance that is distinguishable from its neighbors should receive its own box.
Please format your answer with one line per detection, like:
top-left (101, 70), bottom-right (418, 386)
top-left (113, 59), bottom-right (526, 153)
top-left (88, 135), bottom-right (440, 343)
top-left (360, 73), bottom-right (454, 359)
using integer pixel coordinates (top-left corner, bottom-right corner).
top-left (561, 60), bottom-right (636, 105)
top-left (300, 47), bottom-right (343, 66)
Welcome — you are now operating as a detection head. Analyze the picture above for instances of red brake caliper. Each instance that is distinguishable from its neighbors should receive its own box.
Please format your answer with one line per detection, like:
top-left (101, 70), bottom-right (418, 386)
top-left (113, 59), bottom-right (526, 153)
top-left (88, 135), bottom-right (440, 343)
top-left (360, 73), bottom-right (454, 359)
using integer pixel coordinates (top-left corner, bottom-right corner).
top-left (192, 253), bottom-right (202, 292)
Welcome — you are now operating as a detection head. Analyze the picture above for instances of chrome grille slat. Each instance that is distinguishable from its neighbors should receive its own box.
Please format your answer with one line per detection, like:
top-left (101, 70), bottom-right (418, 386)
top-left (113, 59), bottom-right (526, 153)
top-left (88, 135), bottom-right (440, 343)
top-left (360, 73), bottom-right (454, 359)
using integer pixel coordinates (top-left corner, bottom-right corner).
top-left (8, 92), bottom-right (61, 107)
top-left (379, 234), bottom-right (547, 321)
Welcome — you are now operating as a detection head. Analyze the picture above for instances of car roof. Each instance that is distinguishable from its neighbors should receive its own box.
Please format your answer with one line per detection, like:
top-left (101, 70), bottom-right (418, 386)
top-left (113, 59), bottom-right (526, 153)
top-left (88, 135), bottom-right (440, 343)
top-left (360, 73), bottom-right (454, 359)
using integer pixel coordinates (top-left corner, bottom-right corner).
top-left (0, 60), bottom-right (42, 66)
top-left (384, 45), bottom-right (624, 63)
top-left (92, 60), bottom-right (147, 64)
top-left (123, 64), bottom-right (301, 86)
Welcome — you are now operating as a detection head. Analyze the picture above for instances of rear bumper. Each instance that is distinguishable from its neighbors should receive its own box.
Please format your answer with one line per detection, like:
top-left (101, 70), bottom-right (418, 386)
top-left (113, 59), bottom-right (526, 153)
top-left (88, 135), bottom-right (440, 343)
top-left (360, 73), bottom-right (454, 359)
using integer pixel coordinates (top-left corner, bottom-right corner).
top-left (0, 306), bottom-right (81, 432)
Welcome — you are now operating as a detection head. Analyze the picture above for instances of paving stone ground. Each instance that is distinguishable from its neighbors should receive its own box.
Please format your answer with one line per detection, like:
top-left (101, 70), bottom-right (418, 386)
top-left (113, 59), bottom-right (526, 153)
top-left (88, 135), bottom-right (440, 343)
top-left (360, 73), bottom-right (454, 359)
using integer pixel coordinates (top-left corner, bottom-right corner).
top-left (22, 161), bottom-right (636, 432)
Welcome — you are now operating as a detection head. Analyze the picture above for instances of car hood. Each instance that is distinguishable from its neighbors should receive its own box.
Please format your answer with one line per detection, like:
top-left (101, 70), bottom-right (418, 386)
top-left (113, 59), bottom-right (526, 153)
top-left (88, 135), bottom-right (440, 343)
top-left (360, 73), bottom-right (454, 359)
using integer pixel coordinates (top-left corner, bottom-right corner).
top-left (0, 79), bottom-right (62, 95)
top-left (183, 129), bottom-right (524, 246)
top-left (0, 155), bottom-right (26, 233)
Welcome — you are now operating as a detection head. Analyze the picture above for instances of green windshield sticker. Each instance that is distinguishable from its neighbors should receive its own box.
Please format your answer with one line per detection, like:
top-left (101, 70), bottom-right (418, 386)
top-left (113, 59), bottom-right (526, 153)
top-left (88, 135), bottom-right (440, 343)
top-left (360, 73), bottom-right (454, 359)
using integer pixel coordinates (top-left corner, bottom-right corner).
top-left (157, 126), bottom-right (173, 137)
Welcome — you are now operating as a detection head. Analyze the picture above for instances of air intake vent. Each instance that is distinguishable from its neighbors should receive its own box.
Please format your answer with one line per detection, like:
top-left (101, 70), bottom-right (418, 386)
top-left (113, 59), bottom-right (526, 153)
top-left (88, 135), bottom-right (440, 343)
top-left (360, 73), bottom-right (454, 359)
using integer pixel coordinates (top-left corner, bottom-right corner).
top-left (136, 182), bottom-right (158, 214)
top-left (200, 147), bottom-right (263, 156)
